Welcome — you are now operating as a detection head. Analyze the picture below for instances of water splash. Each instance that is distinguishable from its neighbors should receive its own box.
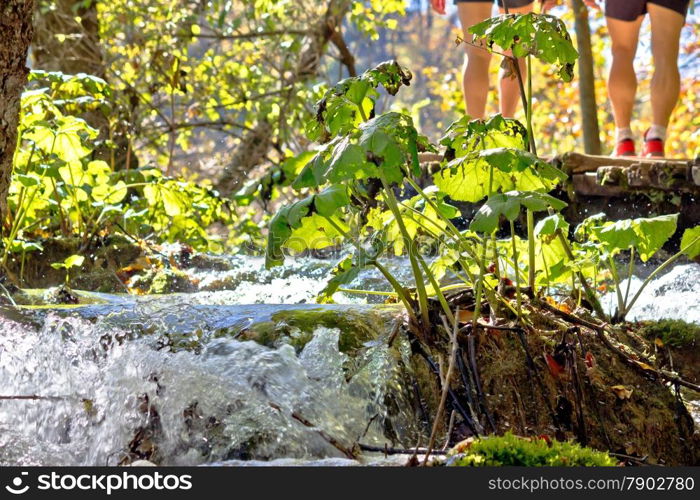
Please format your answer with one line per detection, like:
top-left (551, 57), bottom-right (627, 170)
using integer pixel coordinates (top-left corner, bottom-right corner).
top-left (0, 308), bottom-right (414, 466)
top-left (602, 263), bottom-right (700, 323)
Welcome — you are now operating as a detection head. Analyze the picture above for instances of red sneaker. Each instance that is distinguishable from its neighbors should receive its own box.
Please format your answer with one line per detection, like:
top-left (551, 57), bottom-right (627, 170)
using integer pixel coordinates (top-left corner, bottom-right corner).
top-left (642, 129), bottom-right (664, 158)
top-left (614, 138), bottom-right (636, 157)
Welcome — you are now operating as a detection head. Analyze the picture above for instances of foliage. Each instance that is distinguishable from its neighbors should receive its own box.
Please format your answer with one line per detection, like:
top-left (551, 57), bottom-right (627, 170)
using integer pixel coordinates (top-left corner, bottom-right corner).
top-left (90, 0), bottom-right (406, 179)
top-left (412, 6), bottom-right (699, 158)
top-left (2, 71), bottom-right (255, 276)
top-left (469, 13), bottom-right (578, 82)
top-left (448, 432), bottom-right (616, 467)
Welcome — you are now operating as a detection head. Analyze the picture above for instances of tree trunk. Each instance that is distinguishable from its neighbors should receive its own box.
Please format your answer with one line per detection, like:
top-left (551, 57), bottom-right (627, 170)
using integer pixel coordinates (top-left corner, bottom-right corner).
top-left (0, 0), bottom-right (36, 220)
top-left (216, 0), bottom-right (354, 195)
top-left (32, 0), bottom-right (134, 169)
top-left (571, 0), bottom-right (602, 155)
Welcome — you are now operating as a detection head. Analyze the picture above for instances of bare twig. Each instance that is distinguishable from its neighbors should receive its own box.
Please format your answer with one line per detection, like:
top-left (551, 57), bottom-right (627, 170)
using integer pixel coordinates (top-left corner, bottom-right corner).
top-left (268, 402), bottom-right (356, 459)
top-left (358, 443), bottom-right (447, 456)
top-left (536, 299), bottom-right (700, 393)
top-left (423, 312), bottom-right (458, 465)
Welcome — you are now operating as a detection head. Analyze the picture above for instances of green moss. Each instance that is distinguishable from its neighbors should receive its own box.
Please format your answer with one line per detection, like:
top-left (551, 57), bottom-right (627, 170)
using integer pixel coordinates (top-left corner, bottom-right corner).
top-left (129, 268), bottom-right (197, 294)
top-left (448, 432), bottom-right (616, 467)
top-left (638, 319), bottom-right (700, 348)
top-left (239, 306), bottom-right (400, 354)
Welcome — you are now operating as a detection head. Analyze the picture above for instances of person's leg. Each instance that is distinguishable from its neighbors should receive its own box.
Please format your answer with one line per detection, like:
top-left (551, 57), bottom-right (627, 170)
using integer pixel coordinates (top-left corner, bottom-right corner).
top-left (605, 15), bottom-right (643, 133)
top-left (497, 1), bottom-right (533, 117)
top-left (647, 3), bottom-right (684, 132)
top-left (457, 2), bottom-right (495, 118)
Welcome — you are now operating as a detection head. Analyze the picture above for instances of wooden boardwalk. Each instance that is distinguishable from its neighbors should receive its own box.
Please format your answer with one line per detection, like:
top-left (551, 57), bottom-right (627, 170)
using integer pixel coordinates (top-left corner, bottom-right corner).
top-left (554, 152), bottom-right (700, 197)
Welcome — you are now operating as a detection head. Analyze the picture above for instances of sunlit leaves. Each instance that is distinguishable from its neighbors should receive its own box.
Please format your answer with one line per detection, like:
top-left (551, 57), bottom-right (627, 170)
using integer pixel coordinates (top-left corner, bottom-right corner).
top-left (308, 60), bottom-right (413, 143)
top-left (434, 148), bottom-right (566, 202)
top-left (266, 185), bottom-right (351, 267)
top-left (295, 112), bottom-right (428, 189)
top-left (680, 226), bottom-right (700, 259)
top-left (470, 191), bottom-right (566, 234)
top-left (587, 214), bottom-right (678, 261)
top-left (441, 114), bottom-right (528, 159)
top-left (469, 13), bottom-right (578, 82)
top-left (24, 115), bottom-right (97, 162)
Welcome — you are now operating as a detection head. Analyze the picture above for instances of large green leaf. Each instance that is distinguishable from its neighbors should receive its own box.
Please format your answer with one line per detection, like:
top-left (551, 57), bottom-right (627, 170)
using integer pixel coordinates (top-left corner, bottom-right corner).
top-left (434, 148), bottom-right (566, 202)
top-left (440, 114), bottom-right (528, 159)
top-left (469, 13), bottom-right (578, 82)
top-left (470, 191), bottom-right (566, 234)
top-left (308, 60), bottom-right (413, 142)
top-left (589, 213), bottom-right (678, 261)
top-left (266, 185), bottom-right (351, 268)
top-left (680, 226), bottom-right (700, 259)
top-left (294, 112), bottom-right (431, 190)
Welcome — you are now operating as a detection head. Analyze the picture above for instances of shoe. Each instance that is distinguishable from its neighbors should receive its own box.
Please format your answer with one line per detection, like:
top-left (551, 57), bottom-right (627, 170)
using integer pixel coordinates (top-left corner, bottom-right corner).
top-left (614, 138), bottom-right (636, 157)
top-left (642, 129), bottom-right (664, 158)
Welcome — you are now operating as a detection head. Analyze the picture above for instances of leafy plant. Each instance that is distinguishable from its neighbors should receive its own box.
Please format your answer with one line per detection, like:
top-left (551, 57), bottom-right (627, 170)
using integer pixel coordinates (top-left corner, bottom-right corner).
top-left (574, 213), bottom-right (700, 322)
top-left (51, 254), bottom-right (85, 285)
top-left (2, 71), bottom-right (258, 282)
top-left (468, 13), bottom-right (578, 155)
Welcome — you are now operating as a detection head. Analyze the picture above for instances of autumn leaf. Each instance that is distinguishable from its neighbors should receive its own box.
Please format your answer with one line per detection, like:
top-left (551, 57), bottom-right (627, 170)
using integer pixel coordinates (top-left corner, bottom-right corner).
top-left (545, 353), bottom-right (564, 377)
top-left (610, 385), bottom-right (633, 400)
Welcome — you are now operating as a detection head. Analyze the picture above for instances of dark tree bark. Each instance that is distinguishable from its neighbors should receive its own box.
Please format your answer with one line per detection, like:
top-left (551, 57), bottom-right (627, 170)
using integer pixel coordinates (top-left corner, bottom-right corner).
top-left (571, 0), bottom-right (602, 155)
top-left (0, 0), bottom-right (36, 220)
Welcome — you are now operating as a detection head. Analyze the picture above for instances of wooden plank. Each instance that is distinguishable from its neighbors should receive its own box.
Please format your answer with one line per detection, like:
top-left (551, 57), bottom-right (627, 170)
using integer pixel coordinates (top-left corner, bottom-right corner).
top-left (554, 151), bottom-right (693, 175)
top-left (573, 173), bottom-right (623, 196)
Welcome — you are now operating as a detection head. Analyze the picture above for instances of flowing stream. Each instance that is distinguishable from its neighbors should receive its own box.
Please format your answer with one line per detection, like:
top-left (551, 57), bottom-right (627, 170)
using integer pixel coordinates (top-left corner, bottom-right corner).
top-left (1, 256), bottom-right (698, 466)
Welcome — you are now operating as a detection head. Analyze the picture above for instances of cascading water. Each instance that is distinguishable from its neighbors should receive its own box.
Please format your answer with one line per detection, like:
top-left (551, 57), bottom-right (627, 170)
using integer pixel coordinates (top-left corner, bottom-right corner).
top-left (1, 256), bottom-right (698, 465)
top-left (0, 297), bottom-right (419, 466)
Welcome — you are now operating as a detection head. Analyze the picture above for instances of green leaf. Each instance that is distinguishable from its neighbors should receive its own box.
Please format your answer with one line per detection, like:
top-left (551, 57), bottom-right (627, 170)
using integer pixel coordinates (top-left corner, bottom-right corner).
top-left (469, 13), bottom-right (578, 82)
top-left (314, 184), bottom-right (350, 216)
top-left (440, 114), bottom-right (528, 158)
top-left (435, 148), bottom-right (566, 202)
top-left (51, 254), bottom-right (85, 270)
top-left (590, 214), bottom-right (678, 261)
top-left (64, 254), bottom-right (85, 268)
top-left (266, 185), bottom-right (351, 268)
top-left (534, 213), bottom-right (569, 237)
top-left (295, 112), bottom-right (429, 190)
top-left (470, 191), bottom-right (566, 234)
top-left (680, 226), bottom-right (700, 259)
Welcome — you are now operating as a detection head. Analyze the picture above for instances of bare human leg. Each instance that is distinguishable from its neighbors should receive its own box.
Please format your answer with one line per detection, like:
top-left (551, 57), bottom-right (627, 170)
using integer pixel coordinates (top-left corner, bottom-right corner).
top-left (647, 3), bottom-right (683, 131)
top-left (457, 2), bottom-right (494, 119)
top-left (605, 15), bottom-right (643, 131)
top-left (497, 2), bottom-right (533, 117)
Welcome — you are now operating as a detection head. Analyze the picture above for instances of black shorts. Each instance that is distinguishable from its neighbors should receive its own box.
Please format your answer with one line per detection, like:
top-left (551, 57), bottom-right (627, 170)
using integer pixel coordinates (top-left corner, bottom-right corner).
top-left (455, 0), bottom-right (534, 7)
top-left (605, 0), bottom-right (690, 21)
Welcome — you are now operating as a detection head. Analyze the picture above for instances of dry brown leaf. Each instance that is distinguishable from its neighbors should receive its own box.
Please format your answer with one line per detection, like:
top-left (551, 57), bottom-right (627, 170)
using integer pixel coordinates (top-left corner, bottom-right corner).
top-left (611, 385), bottom-right (633, 400)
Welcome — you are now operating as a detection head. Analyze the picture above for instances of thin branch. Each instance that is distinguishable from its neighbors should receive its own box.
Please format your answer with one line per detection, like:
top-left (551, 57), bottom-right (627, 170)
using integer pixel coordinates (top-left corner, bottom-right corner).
top-left (184, 29), bottom-right (309, 41)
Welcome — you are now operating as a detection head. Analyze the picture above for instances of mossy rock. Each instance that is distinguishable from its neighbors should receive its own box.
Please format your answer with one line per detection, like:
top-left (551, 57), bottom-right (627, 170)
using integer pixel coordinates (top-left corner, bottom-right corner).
top-left (454, 309), bottom-right (699, 465)
top-left (447, 432), bottom-right (616, 466)
top-left (131, 268), bottom-right (198, 294)
top-left (637, 319), bottom-right (700, 385)
top-left (239, 305), bottom-right (402, 355)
